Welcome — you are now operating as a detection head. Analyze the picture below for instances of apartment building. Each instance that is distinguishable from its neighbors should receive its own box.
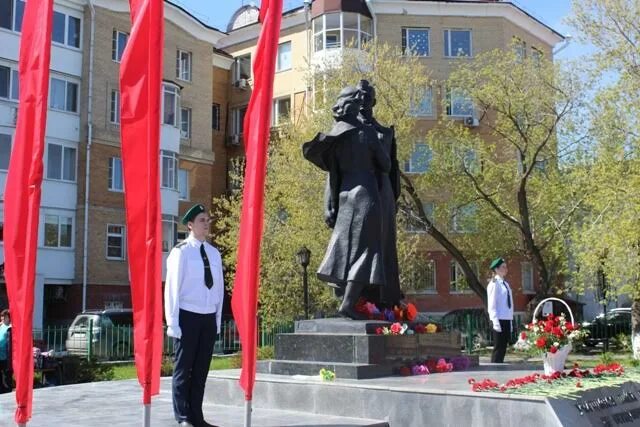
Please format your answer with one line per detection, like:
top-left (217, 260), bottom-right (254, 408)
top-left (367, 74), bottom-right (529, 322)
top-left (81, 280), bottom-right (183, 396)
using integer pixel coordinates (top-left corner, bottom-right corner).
top-left (218, 0), bottom-right (565, 317)
top-left (0, 0), bottom-right (233, 325)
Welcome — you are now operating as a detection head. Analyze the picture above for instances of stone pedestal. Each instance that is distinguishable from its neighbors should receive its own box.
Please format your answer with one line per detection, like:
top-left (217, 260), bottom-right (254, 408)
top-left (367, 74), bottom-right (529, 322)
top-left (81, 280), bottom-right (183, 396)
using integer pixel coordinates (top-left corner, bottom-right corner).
top-left (257, 318), bottom-right (478, 379)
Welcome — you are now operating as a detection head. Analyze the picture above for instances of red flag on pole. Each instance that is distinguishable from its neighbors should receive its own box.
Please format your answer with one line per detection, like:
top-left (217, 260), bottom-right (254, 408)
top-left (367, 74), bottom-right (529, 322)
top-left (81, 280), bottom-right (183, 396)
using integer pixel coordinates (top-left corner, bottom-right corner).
top-left (119, 0), bottom-right (164, 405)
top-left (231, 0), bottom-right (283, 402)
top-left (3, 1), bottom-right (54, 423)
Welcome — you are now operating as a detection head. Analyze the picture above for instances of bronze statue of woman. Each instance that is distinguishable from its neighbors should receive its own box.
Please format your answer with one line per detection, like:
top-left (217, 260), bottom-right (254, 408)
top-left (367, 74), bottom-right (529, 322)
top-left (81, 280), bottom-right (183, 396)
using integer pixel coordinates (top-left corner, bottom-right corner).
top-left (302, 86), bottom-right (391, 319)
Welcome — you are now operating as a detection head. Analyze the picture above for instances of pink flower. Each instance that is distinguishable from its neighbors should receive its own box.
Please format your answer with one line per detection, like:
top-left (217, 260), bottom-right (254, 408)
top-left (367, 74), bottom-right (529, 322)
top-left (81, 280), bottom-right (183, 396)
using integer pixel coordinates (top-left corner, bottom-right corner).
top-left (390, 322), bottom-right (402, 335)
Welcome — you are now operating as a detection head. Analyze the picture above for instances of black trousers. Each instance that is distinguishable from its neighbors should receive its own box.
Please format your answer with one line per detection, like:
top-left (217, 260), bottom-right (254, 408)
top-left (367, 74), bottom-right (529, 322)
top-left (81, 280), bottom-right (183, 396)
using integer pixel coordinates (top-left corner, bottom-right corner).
top-left (491, 319), bottom-right (512, 363)
top-left (0, 359), bottom-right (11, 394)
top-left (173, 309), bottom-right (217, 425)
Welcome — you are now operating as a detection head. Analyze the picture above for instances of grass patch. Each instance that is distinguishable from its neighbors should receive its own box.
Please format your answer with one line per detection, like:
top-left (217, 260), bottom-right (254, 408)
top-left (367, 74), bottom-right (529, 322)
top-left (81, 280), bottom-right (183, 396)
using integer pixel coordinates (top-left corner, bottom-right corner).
top-left (110, 354), bottom-right (245, 381)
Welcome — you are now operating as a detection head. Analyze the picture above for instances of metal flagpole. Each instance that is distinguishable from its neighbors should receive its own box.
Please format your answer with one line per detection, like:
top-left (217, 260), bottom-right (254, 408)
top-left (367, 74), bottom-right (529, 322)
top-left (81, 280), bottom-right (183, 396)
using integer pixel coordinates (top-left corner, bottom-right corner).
top-left (244, 400), bottom-right (252, 427)
top-left (143, 403), bottom-right (151, 427)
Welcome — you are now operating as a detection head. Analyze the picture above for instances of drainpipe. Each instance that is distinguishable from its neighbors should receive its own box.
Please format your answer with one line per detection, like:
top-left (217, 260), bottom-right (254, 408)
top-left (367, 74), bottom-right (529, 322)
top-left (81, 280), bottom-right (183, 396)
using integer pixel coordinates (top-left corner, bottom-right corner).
top-left (552, 34), bottom-right (572, 57)
top-left (365, 0), bottom-right (378, 65)
top-left (304, 0), bottom-right (311, 115)
top-left (82, 0), bottom-right (96, 312)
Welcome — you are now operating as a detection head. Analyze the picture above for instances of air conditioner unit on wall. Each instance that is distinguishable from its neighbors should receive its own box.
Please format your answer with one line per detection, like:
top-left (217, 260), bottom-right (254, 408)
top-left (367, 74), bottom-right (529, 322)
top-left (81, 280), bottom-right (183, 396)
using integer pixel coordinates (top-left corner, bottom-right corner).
top-left (10, 107), bottom-right (18, 125)
top-left (234, 78), bottom-right (248, 90)
top-left (464, 116), bottom-right (479, 127)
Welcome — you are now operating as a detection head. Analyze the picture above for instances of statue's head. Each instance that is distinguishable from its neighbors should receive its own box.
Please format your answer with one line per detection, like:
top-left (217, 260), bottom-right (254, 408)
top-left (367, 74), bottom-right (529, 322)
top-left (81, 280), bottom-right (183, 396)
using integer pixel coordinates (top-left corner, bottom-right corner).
top-left (332, 86), bottom-right (363, 119)
top-left (356, 79), bottom-right (376, 112)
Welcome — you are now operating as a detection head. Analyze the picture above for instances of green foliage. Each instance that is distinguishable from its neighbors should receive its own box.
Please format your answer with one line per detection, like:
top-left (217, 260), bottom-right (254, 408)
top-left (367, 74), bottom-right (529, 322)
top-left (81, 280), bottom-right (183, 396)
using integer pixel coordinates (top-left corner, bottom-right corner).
top-left (425, 46), bottom-right (587, 299)
top-left (612, 333), bottom-right (632, 352)
top-left (65, 357), bottom-right (115, 384)
top-left (599, 352), bottom-right (615, 366)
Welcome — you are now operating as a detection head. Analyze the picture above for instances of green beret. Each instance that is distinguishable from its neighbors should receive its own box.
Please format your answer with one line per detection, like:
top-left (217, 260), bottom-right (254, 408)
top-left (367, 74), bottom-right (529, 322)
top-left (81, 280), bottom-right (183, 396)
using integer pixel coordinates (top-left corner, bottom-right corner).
top-left (490, 257), bottom-right (505, 270)
top-left (181, 204), bottom-right (206, 225)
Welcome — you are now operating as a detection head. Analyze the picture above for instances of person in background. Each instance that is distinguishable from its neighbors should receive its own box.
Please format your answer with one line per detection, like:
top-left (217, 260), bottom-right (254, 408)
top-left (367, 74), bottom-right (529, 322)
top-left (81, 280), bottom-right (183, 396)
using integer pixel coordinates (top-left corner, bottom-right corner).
top-left (164, 204), bottom-right (224, 427)
top-left (487, 258), bottom-right (514, 363)
top-left (0, 308), bottom-right (12, 393)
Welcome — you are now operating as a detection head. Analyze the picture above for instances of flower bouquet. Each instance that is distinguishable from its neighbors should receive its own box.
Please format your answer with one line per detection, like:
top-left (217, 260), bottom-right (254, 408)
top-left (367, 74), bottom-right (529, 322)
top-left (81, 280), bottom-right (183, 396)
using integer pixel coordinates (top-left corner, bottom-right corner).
top-left (515, 298), bottom-right (588, 375)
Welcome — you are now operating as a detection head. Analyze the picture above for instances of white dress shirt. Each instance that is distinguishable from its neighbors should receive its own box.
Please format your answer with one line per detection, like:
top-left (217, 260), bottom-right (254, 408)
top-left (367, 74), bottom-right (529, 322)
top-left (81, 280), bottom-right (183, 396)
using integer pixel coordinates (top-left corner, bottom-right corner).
top-left (164, 235), bottom-right (224, 339)
top-left (487, 275), bottom-right (513, 330)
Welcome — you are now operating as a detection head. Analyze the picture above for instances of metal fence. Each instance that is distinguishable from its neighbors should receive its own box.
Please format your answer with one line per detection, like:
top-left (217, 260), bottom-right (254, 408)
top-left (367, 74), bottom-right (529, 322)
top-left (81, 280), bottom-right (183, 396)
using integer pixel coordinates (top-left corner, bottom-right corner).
top-left (34, 319), bottom-right (294, 361)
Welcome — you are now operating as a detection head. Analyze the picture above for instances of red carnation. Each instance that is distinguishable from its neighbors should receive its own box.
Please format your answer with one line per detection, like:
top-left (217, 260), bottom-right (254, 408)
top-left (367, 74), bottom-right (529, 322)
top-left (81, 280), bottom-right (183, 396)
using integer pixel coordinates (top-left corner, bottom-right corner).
top-left (520, 332), bottom-right (527, 340)
top-left (552, 327), bottom-right (563, 338)
top-left (549, 346), bottom-right (558, 354)
top-left (375, 327), bottom-right (383, 335)
top-left (535, 337), bottom-right (547, 349)
top-left (544, 324), bottom-right (553, 333)
top-left (565, 323), bottom-right (574, 331)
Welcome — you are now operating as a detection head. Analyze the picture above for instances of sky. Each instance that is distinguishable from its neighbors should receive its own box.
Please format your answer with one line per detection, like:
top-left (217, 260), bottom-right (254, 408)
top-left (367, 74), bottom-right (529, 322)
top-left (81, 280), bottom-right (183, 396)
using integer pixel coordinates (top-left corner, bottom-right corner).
top-left (178, 0), bottom-right (589, 60)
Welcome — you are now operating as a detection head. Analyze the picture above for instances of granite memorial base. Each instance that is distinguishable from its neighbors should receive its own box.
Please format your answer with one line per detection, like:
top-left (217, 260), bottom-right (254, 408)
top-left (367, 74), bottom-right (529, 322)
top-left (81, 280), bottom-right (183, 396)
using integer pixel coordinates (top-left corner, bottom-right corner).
top-left (257, 318), bottom-right (478, 379)
top-left (207, 367), bottom-right (640, 427)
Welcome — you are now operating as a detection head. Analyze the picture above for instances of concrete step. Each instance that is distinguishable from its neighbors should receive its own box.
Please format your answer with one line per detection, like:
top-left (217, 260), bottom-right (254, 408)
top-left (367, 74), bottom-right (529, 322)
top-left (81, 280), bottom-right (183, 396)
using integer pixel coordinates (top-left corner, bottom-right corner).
top-left (261, 359), bottom-right (394, 379)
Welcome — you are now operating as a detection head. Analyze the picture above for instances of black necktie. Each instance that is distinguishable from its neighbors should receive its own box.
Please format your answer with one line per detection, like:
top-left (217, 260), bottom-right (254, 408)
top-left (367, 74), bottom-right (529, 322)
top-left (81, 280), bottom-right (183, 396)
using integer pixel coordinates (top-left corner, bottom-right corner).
top-left (200, 244), bottom-right (214, 289)
top-left (503, 280), bottom-right (511, 309)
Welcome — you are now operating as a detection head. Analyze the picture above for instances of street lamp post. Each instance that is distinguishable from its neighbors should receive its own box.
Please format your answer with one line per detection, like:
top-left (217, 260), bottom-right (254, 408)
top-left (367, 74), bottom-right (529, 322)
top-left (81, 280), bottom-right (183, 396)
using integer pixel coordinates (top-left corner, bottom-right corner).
top-left (597, 267), bottom-right (609, 353)
top-left (296, 246), bottom-right (311, 320)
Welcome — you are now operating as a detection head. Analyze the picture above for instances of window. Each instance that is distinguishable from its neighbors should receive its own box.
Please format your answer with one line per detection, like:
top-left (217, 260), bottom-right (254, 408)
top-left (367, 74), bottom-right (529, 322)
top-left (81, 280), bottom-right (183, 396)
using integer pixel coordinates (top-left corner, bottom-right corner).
top-left (233, 54), bottom-right (251, 82)
top-left (162, 214), bottom-right (178, 252)
top-left (402, 28), bottom-right (430, 56)
top-left (211, 103), bottom-right (220, 131)
top-left (450, 262), bottom-right (477, 293)
top-left (404, 143), bottom-right (432, 174)
top-left (112, 30), bottom-right (128, 62)
top-left (406, 201), bottom-right (434, 233)
top-left (409, 87), bottom-right (433, 116)
top-left (231, 106), bottom-right (247, 135)
top-left (46, 143), bottom-right (76, 181)
top-left (0, 133), bottom-right (11, 170)
top-left (446, 88), bottom-right (473, 117)
top-left (44, 214), bottom-right (73, 248)
top-left (180, 107), bottom-right (191, 139)
top-left (109, 90), bottom-right (120, 124)
top-left (106, 224), bottom-right (126, 260)
top-left (272, 97), bottom-right (291, 126)
top-left (407, 260), bottom-right (436, 292)
top-left (52, 11), bottom-right (80, 48)
top-left (163, 84), bottom-right (180, 126)
top-left (276, 42), bottom-right (291, 72)
top-left (531, 47), bottom-right (543, 66)
top-left (161, 150), bottom-right (178, 190)
top-left (49, 78), bottom-right (79, 113)
top-left (178, 168), bottom-right (189, 200)
top-left (0, 64), bottom-right (19, 100)
top-left (451, 204), bottom-right (477, 233)
top-left (312, 12), bottom-right (372, 52)
top-left (444, 29), bottom-right (472, 57)
top-left (0, 0), bottom-right (24, 31)
top-left (108, 157), bottom-right (123, 191)
top-left (522, 262), bottom-right (534, 293)
top-left (176, 50), bottom-right (192, 81)
top-left (513, 38), bottom-right (526, 62)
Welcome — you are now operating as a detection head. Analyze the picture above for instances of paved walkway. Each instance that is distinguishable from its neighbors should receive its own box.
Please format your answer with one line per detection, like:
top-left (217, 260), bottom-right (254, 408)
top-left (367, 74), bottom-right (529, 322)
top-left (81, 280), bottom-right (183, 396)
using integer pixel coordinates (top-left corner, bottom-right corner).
top-left (0, 377), bottom-right (388, 427)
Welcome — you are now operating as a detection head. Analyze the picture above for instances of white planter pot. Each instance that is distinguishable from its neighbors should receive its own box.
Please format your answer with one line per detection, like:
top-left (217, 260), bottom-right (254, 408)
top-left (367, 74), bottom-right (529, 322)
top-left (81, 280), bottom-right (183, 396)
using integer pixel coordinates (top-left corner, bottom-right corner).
top-left (542, 344), bottom-right (571, 375)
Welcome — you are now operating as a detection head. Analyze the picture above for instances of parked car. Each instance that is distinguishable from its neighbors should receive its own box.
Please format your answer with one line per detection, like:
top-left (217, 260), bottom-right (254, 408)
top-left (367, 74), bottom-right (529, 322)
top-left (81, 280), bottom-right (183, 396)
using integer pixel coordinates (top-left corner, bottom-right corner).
top-left (582, 308), bottom-right (631, 347)
top-left (439, 308), bottom-right (492, 350)
top-left (65, 309), bottom-right (134, 359)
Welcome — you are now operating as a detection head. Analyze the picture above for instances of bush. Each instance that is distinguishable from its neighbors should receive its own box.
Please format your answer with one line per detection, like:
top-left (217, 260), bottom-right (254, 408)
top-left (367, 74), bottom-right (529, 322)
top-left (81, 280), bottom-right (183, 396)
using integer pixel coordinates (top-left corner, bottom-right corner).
top-left (599, 352), bottom-right (614, 366)
top-left (612, 333), bottom-right (632, 352)
top-left (161, 357), bottom-right (174, 377)
top-left (64, 357), bottom-right (114, 384)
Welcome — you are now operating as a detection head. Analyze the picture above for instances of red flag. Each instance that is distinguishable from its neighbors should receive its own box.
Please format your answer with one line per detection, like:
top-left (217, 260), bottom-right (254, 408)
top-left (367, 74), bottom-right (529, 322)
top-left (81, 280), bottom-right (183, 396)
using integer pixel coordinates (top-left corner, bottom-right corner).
top-left (231, 0), bottom-right (283, 401)
top-left (3, 0), bottom-right (54, 423)
top-left (119, 0), bottom-right (164, 404)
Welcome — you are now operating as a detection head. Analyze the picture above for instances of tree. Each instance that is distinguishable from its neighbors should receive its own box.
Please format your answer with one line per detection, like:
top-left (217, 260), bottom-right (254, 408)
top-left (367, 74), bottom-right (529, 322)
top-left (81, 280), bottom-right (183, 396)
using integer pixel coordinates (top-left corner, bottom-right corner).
top-left (420, 47), bottom-right (588, 314)
top-left (568, 0), bottom-right (640, 357)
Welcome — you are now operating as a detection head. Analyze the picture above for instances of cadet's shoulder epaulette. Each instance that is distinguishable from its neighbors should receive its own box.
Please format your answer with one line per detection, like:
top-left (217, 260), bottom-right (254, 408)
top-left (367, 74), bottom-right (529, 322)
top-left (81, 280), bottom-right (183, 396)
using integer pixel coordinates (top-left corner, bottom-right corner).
top-left (174, 241), bottom-right (188, 249)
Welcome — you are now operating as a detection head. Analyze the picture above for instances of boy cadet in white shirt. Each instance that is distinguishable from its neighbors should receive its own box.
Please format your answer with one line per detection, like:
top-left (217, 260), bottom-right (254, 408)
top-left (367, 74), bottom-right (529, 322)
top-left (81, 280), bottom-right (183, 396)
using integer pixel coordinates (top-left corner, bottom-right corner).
top-left (165, 204), bottom-right (224, 427)
top-left (487, 257), bottom-right (514, 363)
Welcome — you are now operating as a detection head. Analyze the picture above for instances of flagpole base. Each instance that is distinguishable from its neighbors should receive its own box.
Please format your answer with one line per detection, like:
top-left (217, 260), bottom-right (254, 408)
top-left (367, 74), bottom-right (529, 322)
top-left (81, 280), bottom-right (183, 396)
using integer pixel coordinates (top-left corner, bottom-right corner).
top-left (244, 400), bottom-right (252, 427)
top-left (143, 403), bottom-right (151, 427)
top-left (17, 423), bottom-right (26, 427)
